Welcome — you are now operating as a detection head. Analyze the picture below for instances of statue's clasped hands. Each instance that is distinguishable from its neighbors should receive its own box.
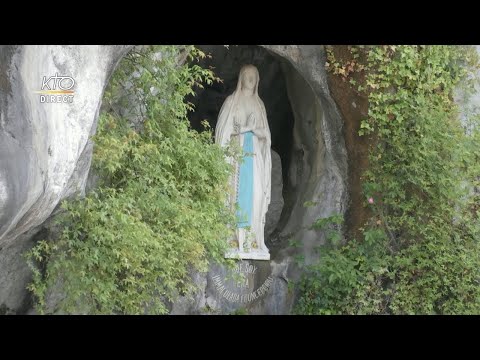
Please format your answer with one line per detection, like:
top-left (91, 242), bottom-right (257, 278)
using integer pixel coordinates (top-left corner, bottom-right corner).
top-left (247, 113), bottom-right (268, 139)
top-left (232, 113), bottom-right (266, 138)
top-left (233, 114), bottom-right (253, 135)
top-left (234, 113), bottom-right (255, 134)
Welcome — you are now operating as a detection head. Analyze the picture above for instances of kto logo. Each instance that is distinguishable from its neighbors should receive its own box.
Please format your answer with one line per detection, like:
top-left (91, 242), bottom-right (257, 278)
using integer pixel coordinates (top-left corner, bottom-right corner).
top-left (35, 73), bottom-right (75, 103)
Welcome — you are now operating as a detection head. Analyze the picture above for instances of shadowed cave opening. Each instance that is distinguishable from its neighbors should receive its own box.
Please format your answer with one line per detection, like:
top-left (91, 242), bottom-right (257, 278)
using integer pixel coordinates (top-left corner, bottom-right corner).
top-left (188, 45), bottom-right (294, 183)
top-left (187, 45), bottom-right (302, 246)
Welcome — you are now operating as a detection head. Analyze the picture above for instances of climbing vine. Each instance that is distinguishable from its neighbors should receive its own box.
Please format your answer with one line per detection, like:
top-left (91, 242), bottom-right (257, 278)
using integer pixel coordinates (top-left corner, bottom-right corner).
top-left (297, 45), bottom-right (480, 315)
top-left (26, 45), bottom-right (238, 314)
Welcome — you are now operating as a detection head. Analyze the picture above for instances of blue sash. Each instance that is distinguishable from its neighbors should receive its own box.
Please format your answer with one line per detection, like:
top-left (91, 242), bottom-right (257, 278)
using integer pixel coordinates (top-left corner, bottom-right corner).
top-left (236, 131), bottom-right (254, 228)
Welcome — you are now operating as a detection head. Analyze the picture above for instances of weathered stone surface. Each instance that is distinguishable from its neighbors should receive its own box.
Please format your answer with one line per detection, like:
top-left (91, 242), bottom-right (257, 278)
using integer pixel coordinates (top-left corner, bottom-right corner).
top-left (265, 149), bottom-right (284, 238)
top-left (0, 228), bottom-right (40, 314)
top-left (0, 45), bottom-right (131, 312)
top-left (264, 45), bottom-right (348, 260)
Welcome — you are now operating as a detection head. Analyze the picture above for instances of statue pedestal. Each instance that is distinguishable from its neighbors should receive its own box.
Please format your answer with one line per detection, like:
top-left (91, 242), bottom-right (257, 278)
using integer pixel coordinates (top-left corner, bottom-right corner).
top-left (225, 249), bottom-right (270, 261)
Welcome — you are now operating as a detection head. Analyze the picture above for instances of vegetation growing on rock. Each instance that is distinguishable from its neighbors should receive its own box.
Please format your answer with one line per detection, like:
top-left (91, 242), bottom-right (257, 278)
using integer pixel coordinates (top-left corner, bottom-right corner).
top-left (297, 45), bottom-right (480, 315)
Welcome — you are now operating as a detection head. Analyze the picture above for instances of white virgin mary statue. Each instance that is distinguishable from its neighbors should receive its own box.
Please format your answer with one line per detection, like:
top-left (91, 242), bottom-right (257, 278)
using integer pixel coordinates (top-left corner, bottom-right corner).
top-left (215, 64), bottom-right (271, 260)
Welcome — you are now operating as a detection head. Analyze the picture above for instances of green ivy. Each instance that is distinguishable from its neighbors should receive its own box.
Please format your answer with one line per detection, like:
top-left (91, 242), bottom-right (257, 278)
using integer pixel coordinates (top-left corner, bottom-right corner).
top-left (297, 45), bottom-right (480, 315)
top-left (26, 45), bottom-right (238, 314)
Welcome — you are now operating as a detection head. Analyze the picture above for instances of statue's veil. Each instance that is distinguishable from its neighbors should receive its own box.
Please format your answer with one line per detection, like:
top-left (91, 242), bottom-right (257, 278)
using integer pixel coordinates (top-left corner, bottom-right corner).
top-left (215, 65), bottom-right (269, 145)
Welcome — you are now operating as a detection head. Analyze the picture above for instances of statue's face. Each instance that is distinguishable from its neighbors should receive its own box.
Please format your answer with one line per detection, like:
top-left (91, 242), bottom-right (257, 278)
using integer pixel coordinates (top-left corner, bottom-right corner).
top-left (241, 68), bottom-right (257, 91)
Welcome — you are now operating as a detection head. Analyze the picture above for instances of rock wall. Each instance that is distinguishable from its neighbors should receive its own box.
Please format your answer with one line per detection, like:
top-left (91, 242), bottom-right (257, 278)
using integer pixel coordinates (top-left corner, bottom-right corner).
top-left (0, 45), bottom-right (131, 313)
